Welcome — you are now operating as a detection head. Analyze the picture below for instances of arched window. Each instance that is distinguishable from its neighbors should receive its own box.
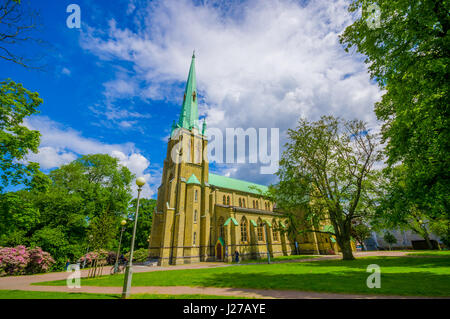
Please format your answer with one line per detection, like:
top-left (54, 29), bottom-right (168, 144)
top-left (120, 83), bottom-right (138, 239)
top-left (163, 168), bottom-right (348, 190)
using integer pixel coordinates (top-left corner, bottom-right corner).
top-left (227, 196), bottom-right (230, 205)
top-left (239, 198), bottom-right (242, 207)
top-left (253, 200), bottom-right (255, 208)
top-left (194, 190), bottom-right (198, 202)
top-left (272, 219), bottom-right (279, 241)
top-left (256, 201), bottom-right (258, 209)
top-left (195, 141), bottom-right (202, 164)
top-left (193, 232), bottom-right (197, 245)
top-left (240, 218), bottom-right (248, 242)
top-left (223, 195), bottom-right (226, 205)
top-left (264, 202), bottom-right (267, 210)
top-left (257, 219), bottom-right (265, 242)
top-left (194, 210), bottom-right (198, 223)
top-left (218, 217), bottom-right (225, 239)
top-left (184, 139), bottom-right (191, 163)
top-left (243, 199), bottom-right (246, 208)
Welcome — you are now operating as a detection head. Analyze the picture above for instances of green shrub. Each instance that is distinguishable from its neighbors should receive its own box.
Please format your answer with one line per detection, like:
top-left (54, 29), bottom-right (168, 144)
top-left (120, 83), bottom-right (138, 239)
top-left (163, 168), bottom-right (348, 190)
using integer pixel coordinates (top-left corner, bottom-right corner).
top-left (125, 248), bottom-right (148, 263)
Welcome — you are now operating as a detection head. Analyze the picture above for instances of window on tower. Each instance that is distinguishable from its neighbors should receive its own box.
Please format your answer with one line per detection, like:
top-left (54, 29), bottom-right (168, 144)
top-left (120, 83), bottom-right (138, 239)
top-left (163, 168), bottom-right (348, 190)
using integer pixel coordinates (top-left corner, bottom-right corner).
top-left (218, 216), bottom-right (225, 239)
top-left (195, 141), bottom-right (202, 164)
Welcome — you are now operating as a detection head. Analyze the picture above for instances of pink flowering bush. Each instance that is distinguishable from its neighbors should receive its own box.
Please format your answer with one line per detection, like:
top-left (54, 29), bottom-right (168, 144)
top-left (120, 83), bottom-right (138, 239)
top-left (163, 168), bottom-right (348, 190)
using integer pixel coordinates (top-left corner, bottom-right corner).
top-left (27, 247), bottom-right (55, 274)
top-left (0, 246), bottom-right (55, 276)
top-left (78, 249), bottom-right (108, 265)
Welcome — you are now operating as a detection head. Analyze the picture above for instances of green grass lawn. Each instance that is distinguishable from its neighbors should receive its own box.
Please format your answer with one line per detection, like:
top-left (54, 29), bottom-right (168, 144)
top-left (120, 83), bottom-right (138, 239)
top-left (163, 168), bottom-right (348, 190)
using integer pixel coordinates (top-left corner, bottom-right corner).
top-left (0, 290), bottom-right (246, 299)
top-left (35, 256), bottom-right (450, 297)
top-left (407, 251), bottom-right (450, 256)
top-left (239, 255), bottom-right (318, 263)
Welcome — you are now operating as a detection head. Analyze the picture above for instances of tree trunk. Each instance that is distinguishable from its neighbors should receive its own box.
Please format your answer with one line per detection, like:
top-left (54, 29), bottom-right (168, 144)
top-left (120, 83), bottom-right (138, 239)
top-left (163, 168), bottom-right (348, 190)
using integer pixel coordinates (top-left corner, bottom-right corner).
top-left (340, 239), bottom-right (355, 260)
top-left (423, 234), bottom-right (433, 250)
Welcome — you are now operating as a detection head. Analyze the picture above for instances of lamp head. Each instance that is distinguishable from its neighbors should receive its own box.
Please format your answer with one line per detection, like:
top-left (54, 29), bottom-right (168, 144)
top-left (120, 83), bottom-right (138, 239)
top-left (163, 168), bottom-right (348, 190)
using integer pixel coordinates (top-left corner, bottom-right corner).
top-left (136, 177), bottom-right (146, 187)
top-left (121, 220), bottom-right (127, 226)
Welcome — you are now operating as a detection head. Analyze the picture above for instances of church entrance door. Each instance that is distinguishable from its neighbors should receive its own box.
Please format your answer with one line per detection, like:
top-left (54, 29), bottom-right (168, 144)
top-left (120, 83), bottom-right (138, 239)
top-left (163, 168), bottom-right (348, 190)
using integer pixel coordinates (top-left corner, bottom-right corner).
top-left (216, 242), bottom-right (222, 260)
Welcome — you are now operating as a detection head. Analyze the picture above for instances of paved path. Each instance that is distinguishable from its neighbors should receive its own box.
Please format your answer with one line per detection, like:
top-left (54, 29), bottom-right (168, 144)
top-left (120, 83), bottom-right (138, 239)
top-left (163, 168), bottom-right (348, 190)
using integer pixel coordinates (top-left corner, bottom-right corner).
top-left (0, 251), bottom-right (441, 299)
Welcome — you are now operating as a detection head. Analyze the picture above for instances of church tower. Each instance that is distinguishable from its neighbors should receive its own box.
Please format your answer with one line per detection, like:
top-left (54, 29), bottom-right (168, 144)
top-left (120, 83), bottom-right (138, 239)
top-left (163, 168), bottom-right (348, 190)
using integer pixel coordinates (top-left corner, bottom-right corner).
top-left (149, 52), bottom-right (211, 266)
top-left (149, 53), bottom-right (300, 266)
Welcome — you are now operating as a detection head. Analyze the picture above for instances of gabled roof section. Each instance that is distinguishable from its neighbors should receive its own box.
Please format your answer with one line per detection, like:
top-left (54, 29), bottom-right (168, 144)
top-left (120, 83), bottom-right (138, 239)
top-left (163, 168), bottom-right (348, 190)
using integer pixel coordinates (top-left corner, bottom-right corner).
top-left (217, 237), bottom-right (225, 246)
top-left (208, 173), bottom-right (269, 195)
top-left (186, 174), bottom-right (201, 185)
top-left (224, 217), bottom-right (238, 226)
top-left (322, 225), bottom-right (335, 234)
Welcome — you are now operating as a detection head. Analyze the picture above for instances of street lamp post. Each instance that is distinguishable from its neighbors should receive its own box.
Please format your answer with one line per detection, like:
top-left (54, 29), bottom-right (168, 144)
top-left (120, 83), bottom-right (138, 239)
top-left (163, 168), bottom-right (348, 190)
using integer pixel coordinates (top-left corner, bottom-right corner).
top-left (122, 177), bottom-right (146, 299)
top-left (113, 219), bottom-right (127, 274)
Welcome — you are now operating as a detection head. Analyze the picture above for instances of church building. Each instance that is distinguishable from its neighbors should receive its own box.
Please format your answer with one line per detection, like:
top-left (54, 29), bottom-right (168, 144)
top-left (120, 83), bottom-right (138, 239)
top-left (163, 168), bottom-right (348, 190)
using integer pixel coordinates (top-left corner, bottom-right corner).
top-left (148, 53), bottom-right (343, 266)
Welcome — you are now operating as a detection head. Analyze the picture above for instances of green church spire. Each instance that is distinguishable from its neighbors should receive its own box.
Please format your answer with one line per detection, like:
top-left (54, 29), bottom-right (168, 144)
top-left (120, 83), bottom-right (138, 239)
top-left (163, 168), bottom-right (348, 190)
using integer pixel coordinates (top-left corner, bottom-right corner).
top-left (178, 51), bottom-right (199, 130)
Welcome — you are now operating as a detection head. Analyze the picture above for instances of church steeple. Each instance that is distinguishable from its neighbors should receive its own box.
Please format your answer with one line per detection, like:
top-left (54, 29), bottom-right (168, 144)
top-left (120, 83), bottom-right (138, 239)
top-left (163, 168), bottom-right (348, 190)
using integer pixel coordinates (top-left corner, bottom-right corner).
top-left (178, 51), bottom-right (199, 130)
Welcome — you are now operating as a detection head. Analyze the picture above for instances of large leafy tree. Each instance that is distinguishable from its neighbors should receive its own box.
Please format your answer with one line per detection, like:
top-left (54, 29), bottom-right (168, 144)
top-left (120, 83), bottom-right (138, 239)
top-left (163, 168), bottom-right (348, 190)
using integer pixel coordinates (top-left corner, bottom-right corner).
top-left (49, 154), bottom-right (134, 219)
top-left (0, 79), bottom-right (42, 192)
top-left (0, 154), bottom-right (135, 267)
top-left (277, 116), bottom-right (381, 260)
top-left (340, 0), bottom-right (449, 220)
top-left (121, 198), bottom-right (156, 254)
top-left (373, 164), bottom-right (446, 249)
top-left (48, 154), bottom-right (134, 252)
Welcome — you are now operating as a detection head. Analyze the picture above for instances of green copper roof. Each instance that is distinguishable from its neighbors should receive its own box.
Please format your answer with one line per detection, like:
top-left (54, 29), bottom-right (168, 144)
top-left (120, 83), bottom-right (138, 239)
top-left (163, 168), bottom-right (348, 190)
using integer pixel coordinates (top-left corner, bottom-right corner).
top-left (186, 174), bottom-right (201, 185)
top-left (224, 217), bottom-right (238, 226)
top-left (178, 52), bottom-right (199, 130)
top-left (250, 220), bottom-right (257, 227)
top-left (202, 118), bottom-right (207, 136)
top-left (208, 173), bottom-right (269, 195)
top-left (322, 225), bottom-right (335, 234)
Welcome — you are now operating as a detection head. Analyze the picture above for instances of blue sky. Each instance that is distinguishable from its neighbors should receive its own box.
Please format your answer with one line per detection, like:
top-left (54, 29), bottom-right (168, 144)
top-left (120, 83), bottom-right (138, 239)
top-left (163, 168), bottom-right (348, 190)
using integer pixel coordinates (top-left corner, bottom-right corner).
top-left (2, 0), bottom-right (382, 198)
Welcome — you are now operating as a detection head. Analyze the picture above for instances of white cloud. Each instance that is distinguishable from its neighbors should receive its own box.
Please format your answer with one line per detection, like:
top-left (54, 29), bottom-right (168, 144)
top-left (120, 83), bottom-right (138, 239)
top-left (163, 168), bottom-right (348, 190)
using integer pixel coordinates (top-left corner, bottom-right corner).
top-left (61, 67), bottom-right (71, 76)
top-left (24, 116), bottom-right (158, 198)
top-left (26, 146), bottom-right (77, 170)
top-left (80, 0), bottom-right (382, 183)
